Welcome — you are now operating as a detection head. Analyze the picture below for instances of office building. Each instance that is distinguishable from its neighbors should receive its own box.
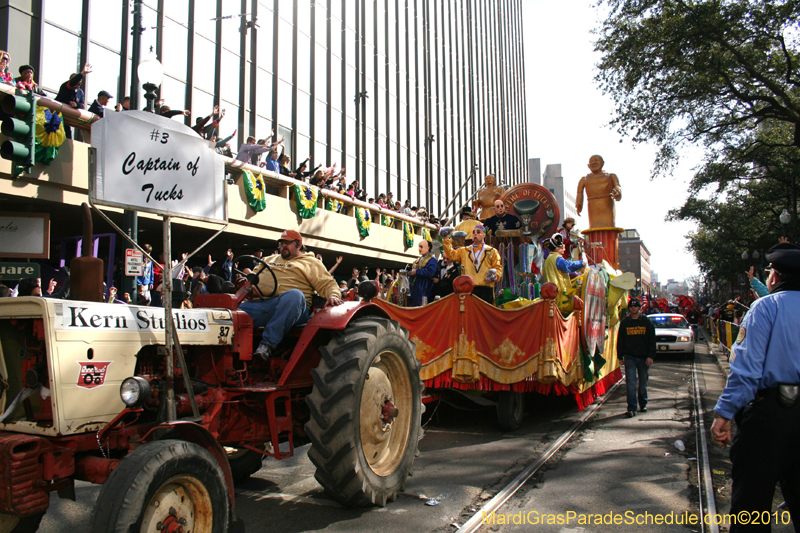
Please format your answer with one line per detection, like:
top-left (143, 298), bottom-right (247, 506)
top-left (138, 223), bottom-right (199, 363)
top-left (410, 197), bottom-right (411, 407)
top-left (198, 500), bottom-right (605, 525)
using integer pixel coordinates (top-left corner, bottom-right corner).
top-left (619, 229), bottom-right (651, 292)
top-left (527, 157), bottom-right (541, 185)
top-left (1, 0), bottom-right (529, 218)
top-left (542, 163), bottom-right (580, 226)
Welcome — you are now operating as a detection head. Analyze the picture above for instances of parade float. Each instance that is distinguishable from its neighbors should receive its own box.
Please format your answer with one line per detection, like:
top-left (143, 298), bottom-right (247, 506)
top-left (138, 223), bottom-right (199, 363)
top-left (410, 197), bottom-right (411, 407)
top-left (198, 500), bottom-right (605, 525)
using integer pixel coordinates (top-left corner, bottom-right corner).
top-left (375, 179), bottom-right (634, 429)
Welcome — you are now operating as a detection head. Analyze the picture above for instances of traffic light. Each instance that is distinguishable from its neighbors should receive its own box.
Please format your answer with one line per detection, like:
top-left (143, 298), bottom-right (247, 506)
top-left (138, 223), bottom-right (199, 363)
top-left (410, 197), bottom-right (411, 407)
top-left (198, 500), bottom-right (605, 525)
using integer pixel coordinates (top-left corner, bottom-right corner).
top-left (1, 91), bottom-right (37, 177)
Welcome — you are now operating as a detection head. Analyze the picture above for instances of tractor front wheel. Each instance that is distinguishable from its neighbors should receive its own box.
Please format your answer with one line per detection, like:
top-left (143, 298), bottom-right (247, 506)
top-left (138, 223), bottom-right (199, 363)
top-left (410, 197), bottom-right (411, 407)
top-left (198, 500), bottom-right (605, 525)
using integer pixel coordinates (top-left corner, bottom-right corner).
top-left (0, 513), bottom-right (43, 533)
top-left (305, 317), bottom-right (422, 507)
top-left (90, 439), bottom-right (229, 533)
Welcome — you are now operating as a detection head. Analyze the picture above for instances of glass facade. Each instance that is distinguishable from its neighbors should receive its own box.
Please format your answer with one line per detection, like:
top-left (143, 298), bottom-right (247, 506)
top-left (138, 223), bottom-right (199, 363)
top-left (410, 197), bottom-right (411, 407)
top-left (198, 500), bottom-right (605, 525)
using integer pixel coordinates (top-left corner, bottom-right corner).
top-left (33, 0), bottom-right (527, 218)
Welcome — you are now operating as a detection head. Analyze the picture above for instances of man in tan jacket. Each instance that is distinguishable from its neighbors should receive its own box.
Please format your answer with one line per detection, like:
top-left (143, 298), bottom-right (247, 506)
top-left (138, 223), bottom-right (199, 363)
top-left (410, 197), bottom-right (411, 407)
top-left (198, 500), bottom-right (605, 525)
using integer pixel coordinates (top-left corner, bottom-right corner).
top-left (241, 229), bottom-right (343, 359)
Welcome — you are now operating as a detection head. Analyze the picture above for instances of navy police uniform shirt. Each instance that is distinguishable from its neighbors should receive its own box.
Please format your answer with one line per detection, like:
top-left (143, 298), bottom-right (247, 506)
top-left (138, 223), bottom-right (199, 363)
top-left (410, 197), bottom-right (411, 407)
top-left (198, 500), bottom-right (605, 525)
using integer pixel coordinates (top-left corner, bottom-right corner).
top-left (714, 290), bottom-right (800, 419)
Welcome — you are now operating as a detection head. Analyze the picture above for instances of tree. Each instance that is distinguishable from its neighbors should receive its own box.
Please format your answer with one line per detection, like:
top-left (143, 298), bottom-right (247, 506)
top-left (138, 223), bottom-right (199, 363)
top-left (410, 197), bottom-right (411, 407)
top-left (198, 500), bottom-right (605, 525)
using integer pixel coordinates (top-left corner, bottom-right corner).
top-left (595, 0), bottom-right (800, 175)
top-left (667, 175), bottom-right (792, 282)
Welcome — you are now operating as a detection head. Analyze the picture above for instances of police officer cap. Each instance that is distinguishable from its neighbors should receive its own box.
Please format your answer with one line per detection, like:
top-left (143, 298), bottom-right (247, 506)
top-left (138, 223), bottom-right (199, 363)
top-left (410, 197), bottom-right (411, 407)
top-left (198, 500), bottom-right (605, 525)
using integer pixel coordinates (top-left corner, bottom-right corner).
top-left (766, 242), bottom-right (800, 274)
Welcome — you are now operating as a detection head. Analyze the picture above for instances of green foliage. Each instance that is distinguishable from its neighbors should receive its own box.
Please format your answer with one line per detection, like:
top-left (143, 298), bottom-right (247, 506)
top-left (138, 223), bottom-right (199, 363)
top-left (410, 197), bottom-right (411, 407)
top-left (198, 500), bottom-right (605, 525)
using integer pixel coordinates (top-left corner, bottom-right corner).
top-left (668, 176), bottom-right (793, 281)
top-left (597, 0), bottom-right (800, 281)
top-left (595, 0), bottom-right (800, 174)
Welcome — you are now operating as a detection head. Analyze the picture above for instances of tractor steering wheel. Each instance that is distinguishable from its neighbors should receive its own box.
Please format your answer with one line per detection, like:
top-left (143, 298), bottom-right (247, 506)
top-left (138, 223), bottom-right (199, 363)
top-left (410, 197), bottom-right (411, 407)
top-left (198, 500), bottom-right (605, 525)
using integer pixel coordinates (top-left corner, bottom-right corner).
top-left (232, 255), bottom-right (278, 300)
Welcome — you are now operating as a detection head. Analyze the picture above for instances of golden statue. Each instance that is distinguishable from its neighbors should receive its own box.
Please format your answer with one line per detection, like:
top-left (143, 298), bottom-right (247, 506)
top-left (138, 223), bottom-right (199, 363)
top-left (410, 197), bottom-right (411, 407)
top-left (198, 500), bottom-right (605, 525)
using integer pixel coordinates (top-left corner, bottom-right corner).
top-left (472, 174), bottom-right (504, 221)
top-left (575, 155), bottom-right (622, 229)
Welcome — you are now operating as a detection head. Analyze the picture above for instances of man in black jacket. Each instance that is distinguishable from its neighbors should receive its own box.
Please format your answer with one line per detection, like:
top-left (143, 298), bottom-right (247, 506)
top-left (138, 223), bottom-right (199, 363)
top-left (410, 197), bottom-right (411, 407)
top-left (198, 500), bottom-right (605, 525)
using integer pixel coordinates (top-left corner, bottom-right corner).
top-left (88, 90), bottom-right (112, 118)
top-left (55, 63), bottom-right (91, 139)
top-left (617, 298), bottom-right (656, 417)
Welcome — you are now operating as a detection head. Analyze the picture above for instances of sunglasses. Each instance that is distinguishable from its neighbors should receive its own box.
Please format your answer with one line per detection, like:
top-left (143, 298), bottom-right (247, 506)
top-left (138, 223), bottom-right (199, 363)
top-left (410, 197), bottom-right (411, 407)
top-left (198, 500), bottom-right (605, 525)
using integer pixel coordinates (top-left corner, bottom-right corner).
top-left (629, 304), bottom-right (641, 307)
top-left (1, 56), bottom-right (9, 61)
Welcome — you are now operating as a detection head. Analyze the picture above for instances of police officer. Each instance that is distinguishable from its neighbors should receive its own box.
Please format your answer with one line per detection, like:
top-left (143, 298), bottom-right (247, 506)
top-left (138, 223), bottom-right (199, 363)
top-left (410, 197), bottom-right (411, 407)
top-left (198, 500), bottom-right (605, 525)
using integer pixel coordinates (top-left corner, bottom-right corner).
top-left (711, 241), bottom-right (800, 530)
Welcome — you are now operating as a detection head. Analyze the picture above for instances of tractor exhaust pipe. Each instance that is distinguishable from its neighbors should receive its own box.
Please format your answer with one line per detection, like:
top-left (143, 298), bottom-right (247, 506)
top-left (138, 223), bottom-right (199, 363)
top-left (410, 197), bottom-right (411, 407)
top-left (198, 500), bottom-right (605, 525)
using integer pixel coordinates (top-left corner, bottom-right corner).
top-left (69, 203), bottom-right (104, 302)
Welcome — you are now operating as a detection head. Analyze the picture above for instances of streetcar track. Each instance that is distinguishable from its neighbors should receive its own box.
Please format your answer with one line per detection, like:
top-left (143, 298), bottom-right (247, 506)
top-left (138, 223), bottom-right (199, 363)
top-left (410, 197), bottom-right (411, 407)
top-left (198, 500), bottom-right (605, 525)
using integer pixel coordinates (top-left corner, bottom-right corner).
top-left (692, 360), bottom-right (719, 533)
top-left (693, 329), bottom-right (720, 533)
top-left (455, 377), bottom-right (625, 533)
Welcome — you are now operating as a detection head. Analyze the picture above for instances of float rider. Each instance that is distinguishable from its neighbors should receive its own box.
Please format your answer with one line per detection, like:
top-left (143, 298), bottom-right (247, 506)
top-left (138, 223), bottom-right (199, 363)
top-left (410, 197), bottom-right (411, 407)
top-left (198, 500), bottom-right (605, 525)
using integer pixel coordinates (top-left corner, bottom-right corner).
top-left (441, 224), bottom-right (502, 304)
top-left (542, 233), bottom-right (585, 314)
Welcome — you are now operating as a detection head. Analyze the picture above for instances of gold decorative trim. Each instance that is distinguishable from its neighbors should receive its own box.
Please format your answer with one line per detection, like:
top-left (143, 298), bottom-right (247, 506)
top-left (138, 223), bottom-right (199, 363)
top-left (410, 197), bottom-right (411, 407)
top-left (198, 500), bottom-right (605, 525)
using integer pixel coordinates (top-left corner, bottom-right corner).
top-left (492, 338), bottom-right (525, 365)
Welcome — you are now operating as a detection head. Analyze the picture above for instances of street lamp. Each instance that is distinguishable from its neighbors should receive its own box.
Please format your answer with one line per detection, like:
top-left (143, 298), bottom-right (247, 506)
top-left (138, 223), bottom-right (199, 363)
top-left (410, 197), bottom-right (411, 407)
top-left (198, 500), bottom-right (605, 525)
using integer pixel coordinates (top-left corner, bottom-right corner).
top-left (741, 250), bottom-right (749, 260)
top-left (137, 47), bottom-right (163, 113)
top-left (780, 208), bottom-right (791, 225)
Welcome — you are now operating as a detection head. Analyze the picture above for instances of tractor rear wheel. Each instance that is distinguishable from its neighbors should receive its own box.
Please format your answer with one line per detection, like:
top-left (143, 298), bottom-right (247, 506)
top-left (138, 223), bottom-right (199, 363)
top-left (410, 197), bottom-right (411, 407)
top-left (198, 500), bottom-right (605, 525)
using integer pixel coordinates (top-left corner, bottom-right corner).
top-left (305, 316), bottom-right (422, 507)
top-left (90, 439), bottom-right (229, 533)
top-left (0, 513), bottom-right (43, 533)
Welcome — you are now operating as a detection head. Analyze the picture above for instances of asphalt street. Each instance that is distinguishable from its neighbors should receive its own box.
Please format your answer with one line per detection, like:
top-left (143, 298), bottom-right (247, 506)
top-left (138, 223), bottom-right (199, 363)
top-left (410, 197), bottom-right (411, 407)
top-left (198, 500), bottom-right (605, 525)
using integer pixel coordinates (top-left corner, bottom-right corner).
top-left (37, 329), bottom-right (795, 532)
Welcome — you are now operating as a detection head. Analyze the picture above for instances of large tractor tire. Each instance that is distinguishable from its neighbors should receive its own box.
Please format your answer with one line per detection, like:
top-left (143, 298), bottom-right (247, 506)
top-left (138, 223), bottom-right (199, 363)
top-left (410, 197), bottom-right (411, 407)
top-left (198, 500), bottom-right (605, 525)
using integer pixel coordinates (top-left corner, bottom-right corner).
top-left (226, 448), bottom-right (265, 485)
top-left (0, 513), bottom-right (43, 533)
top-left (305, 316), bottom-right (423, 507)
top-left (90, 439), bottom-right (229, 533)
top-left (497, 391), bottom-right (525, 431)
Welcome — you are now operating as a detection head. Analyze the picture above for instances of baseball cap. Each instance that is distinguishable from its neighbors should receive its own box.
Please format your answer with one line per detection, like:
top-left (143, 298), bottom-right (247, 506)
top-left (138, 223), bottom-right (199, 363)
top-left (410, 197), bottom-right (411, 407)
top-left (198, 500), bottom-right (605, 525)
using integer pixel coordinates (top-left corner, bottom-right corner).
top-left (18, 65), bottom-right (34, 74)
top-left (98, 90), bottom-right (113, 99)
top-left (278, 229), bottom-right (302, 244)
top-left (629, 298), bottom-right (641, 307)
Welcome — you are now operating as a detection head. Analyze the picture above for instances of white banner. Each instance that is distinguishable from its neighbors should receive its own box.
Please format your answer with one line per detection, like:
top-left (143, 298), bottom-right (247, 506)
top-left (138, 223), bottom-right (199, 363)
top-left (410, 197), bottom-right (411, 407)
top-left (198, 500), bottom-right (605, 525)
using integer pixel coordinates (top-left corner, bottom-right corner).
top-left (91, 111), bottom-right (226, 223)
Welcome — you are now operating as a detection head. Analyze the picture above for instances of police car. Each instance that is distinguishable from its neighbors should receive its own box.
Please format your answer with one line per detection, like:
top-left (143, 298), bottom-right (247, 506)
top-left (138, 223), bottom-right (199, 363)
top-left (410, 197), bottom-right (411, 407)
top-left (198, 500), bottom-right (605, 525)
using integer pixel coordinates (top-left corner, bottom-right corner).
top-left (648, 313), bottom-right (695, 358)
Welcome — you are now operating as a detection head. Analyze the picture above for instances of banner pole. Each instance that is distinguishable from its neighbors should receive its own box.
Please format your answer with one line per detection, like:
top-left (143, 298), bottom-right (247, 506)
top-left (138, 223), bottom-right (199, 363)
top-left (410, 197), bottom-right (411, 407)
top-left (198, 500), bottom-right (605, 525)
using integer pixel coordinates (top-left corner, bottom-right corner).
top-left (163, 215), bottom-right (177, 421)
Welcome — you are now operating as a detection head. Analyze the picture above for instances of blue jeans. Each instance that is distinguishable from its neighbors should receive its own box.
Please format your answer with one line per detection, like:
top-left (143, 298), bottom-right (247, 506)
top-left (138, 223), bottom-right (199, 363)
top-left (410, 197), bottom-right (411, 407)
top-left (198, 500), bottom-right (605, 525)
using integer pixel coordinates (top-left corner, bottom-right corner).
top-left (624, 356), bottom-right (649, 413)
top-left (238, 289), bottom-right (309, 348)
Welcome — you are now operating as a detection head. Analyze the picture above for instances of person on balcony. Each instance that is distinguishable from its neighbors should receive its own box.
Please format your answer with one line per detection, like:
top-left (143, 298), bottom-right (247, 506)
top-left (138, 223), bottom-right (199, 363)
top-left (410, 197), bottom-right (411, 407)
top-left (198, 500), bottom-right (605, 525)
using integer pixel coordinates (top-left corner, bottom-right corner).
top-left (54, 63), bottom-right (91, 139)
top-left (0, 51), bottom-right (14, 85)
top-left (88, 90), bottom-right (113, 118)
top-left (15, 64), bottom-right (46, 96)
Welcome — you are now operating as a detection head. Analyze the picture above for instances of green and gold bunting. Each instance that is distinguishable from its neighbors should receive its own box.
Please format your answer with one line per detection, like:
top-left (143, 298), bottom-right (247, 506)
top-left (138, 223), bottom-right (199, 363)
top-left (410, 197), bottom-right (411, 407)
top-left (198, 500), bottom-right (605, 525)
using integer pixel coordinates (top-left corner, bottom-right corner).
top-left (293, 183), bottom-right (319, 219)
top-left (422, 227), bottom-right (432, 241)
top-left (403, 221), bottom-right (414, 248)
top-left (325, 197), bottom-right (344, 213)
top-left (242, 169), bottom-right (267, 212)
top-left (382, 213), bottom-right (394, 226)
top-left (34, 107), bottom-right (65, 165)
top-left (356, 207), bottom-right (371, 237)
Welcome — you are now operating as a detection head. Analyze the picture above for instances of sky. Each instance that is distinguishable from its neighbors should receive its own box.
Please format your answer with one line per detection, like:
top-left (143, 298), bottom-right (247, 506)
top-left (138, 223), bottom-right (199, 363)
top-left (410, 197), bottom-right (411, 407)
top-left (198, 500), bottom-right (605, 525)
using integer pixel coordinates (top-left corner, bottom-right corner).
top-left (521, 1), bottom-right (703, 283)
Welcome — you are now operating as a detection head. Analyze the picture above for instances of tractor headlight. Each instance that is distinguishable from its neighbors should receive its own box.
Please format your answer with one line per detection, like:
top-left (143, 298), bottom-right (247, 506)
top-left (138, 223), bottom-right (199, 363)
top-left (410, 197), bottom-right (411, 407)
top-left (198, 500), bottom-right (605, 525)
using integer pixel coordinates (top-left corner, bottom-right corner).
top-left (678, 335), bottom-right (691, 342)
top-left (120, 376), bottom-right (151, 408)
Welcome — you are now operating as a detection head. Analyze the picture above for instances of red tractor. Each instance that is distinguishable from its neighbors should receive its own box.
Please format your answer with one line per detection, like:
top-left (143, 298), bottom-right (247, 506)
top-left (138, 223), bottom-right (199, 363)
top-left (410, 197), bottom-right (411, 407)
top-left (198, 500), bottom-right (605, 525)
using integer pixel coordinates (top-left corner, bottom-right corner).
top-left (0, 260), bottom-right (422, 532)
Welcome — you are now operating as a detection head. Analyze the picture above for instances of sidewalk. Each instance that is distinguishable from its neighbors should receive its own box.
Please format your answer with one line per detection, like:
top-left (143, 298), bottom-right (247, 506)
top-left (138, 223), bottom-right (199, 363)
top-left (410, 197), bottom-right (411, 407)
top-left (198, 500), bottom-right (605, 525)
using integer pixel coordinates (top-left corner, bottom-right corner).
top-left (498, 353), bottom-right (703, 532)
